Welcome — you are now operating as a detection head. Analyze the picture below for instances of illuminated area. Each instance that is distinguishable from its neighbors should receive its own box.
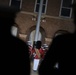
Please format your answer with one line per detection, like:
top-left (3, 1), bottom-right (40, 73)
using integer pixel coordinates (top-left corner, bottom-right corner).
top-left (0, 0), bottom-right (76, 75)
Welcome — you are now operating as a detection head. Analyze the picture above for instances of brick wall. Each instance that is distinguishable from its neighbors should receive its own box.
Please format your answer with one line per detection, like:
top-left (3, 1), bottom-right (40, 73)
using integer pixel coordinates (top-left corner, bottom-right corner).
top-left (0, 0), bottom-right (75, 45)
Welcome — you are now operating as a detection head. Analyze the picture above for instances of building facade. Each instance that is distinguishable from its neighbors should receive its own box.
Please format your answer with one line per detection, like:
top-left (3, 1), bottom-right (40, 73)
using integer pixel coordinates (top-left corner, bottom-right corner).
top-left (0, 0), bottom-right (76, 46)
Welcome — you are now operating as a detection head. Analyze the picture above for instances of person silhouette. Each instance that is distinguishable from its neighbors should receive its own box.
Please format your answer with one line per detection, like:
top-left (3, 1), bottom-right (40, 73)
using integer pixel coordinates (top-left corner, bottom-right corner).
top-left (38, 2), bottom-right (76, 75)
top-left (0, 6), bottom-right (30, 75)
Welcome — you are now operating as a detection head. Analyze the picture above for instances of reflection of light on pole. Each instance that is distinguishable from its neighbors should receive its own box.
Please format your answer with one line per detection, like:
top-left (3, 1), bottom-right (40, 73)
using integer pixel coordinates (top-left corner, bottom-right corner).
top-left (34, 0), bottom-right (44, 42)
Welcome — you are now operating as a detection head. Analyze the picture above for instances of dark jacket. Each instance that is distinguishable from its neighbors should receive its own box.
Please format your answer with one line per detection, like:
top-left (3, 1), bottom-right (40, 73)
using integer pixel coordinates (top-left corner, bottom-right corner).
top-left (38, 33), bottom-right (76, 75)
top-left (0, 6), bottom-right (30, 75)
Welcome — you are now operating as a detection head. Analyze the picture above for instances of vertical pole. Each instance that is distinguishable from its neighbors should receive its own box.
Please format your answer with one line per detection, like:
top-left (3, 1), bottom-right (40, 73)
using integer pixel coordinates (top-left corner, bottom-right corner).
top-left (33, 1), bottom-right (44, 70)
top-left (34, 0), bottom-right (43, 42)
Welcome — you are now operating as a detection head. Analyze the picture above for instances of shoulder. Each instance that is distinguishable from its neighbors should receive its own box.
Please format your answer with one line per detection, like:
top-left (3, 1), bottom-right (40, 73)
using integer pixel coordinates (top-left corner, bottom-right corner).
top-left (11, 36), bottom-right (28, 49)
top-left (48, 33), bottom-right (74, 51)
top-left (52, 33), bottom-right (73, 43)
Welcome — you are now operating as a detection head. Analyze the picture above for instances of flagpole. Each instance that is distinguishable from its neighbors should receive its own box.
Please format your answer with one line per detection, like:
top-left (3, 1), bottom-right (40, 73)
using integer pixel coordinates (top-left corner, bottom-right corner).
top-left (34, 0), bottom-right (43, 45)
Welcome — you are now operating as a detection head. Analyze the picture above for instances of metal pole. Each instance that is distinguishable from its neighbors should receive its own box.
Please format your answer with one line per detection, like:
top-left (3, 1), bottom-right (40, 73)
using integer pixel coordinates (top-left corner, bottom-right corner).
top-left (34, 0), bottom-right (43, 42)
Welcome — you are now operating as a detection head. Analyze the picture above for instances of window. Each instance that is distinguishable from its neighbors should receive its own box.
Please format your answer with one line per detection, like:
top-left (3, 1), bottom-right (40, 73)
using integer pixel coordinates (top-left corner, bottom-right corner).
top-left (34, 0), bottom-right (48, 14)
top-left (11, 26), bottom-right (18, 37)
top-left (59, 0), bottom-right (73, 18)
top-left (29, 30), bottom-right (42, 46)
top-left (9, 0), bottom-right (22, 9)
